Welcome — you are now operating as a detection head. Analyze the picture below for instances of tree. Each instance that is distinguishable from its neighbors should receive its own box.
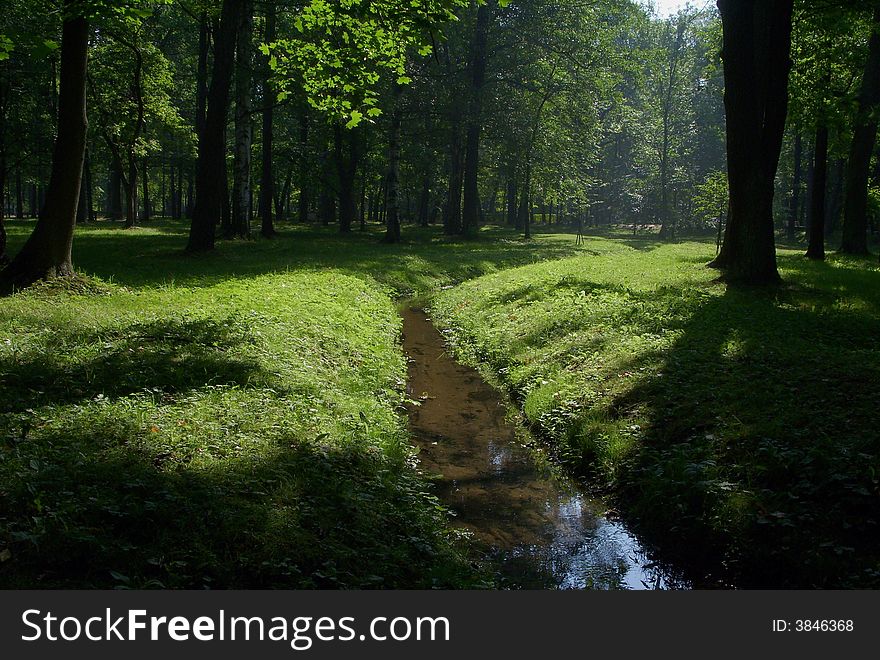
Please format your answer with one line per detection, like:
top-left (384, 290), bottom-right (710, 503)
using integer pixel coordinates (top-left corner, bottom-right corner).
top-left (461, 2), bottom-right (492, 236)
top-left (0, 1), bottom-right (87, 290)
top-left (230, 0), bottom-right (254, 240)
top-left (0, 0), bottom-right (168, 291)
top-left (840, 1), bottom-right (880, 255)
top-left (187, 0), bottom-right (241, 252)
top-left (260, 1), bottom-right (277, 238)
top-left (788, 0), bottom-right (868, 260)
top-left (89, 20), bottom-right (180, 229)
top-left (709, 0), bottom-right (794, 284)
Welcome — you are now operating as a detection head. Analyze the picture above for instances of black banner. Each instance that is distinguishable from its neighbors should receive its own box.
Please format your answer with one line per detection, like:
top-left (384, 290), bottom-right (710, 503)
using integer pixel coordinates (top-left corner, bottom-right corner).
top-left (0, 591), bottom-right (875, 658)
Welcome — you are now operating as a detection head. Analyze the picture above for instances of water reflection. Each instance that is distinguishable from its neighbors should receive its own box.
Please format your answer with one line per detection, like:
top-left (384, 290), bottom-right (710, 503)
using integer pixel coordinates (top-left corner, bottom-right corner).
top-left (402, 307), bottom-right (687, 590)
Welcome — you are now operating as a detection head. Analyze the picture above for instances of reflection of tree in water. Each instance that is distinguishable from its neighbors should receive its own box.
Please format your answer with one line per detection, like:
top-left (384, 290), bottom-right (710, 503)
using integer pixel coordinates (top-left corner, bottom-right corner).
top-left (404, 307), bottom-right (686, 590)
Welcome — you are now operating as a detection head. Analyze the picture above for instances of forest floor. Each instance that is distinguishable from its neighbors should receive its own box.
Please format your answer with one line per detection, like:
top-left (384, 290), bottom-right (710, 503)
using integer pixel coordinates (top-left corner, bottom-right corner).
top-left (1, 218), bottom-right (879, 588)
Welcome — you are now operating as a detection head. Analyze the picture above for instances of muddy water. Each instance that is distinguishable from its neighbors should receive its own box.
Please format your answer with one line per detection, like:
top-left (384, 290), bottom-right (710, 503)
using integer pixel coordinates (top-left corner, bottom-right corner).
top-left (402, 307), bottom-right (684, 590)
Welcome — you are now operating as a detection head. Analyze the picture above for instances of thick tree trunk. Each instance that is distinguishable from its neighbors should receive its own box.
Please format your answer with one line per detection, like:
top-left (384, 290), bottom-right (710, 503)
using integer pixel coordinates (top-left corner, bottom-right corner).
top-left (1, 9), bottom-right (87, 291)
top-left (188, 0), bottom-right (241, 252)
top-left (806, 125), bottom-right (828, 260)
top-left (787, 131), bottom-right (802, 240)
top-left (383, 86), bottom-right (403, 244)
top-left (334, 123), bottom-right (360, 233)
top-left (462, 3), bottom-right (491, 236)
top-left (709, 0), bottom-right (793, 284)
top-left (840, 1), bottom-right (880, 255)
top-left (260, 3), bottom-right (276, 238)
top-left (231, 1), bottom-right (253, 239)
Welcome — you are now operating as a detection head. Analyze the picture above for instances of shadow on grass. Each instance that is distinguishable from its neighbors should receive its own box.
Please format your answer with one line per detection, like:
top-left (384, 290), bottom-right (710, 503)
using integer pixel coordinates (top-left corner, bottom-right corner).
top-left (0, 310), bottom-right (476, 588)
top-left (0, 416), bottom-right (472, 589)
top-left (0, 317), bottom-right (268, 414)
top-left (3, 220), bottom-right (598, 293)
top-left (603, 272), bottom-right (880, 587)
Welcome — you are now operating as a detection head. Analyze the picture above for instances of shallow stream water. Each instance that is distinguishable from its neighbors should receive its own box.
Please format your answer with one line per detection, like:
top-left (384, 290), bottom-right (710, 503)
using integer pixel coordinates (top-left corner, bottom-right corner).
top-left (402, 306), bottom-right (686, 590)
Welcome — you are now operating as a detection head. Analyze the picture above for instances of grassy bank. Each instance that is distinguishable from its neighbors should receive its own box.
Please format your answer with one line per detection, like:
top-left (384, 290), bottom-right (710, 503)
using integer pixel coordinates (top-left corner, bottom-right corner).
top-left (0, 271), bottom-right (478, 587)
top-left (433, 240), bottom-right (880, 587)
top-left (0, 219), bottom-right (586, 588)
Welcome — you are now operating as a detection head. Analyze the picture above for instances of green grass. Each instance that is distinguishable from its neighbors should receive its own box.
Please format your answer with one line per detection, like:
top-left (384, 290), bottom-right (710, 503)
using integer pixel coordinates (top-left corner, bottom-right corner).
top-left (3, 218), bottom-right (879, 588)
top-left (8, 218), bottom-right (584, 293)
top-left (433, 240), bottom-right (880, 588)
top-left (0, 218), bottom-right (586, 589)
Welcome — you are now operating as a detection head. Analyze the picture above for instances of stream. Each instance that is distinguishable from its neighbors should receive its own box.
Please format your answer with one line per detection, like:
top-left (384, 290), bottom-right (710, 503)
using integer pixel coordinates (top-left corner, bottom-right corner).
top-left (402, 306), bottom-right (687, 590)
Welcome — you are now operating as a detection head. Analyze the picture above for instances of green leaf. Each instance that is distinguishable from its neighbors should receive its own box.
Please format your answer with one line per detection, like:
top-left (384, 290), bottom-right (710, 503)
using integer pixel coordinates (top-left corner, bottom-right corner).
top-left (32, 39), bottom-right (59, 59)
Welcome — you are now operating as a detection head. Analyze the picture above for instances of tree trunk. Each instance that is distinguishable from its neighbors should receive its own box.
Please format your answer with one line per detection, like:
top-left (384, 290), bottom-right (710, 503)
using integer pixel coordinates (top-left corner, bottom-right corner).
top-left (85, 150), bottom-right (95, 223)
top-left (196, 12), bottom-right (209, 139)
top-left (188, 0), bottom-right (241, 252)
top-left (659, 19), bottom-right (686, 240)
top-left (109, 160), bottom-right (123, 220)
top-left (806, 124), bottom-right (828, 260)
top-left (185, 169), bottom-right (193, 218)
top-left (334, 123), bottom-right (359, 233)
top-left (519, 165), bottom-right (532, 238)
top-left (141, 156), bottom-right (150, 221)
top-left (417, 175), bottom-right (430, 228)
top-left (383, 85), bottom-right (403, 244)
top-left (125, 157), bottom-right (138, 229)
top-left (297, 105), bottom-right (310, 224)
top-left (1, 8), bottom-right (87, 291)
top-left (462, 3), bottom-right (491, 236)
top-left (278, 168), bottom-right (291, 222)
top-left (0, 162), bottom-right (7, 264)
top-left (15, 169), bottom-right (23, 219)
top-left (506, 174), bottom-right (517, 226)
top-left (840, 1), bottom-right (880, 255)
top-left (708, 0), bottom-right (793, 284)
top-left (76, 163), bottom-right (87, 225)
top-left (169, 165), bottom-right (179, 219)
top-left (444, 120), bottom-right (463, 235)
top-left (260, 3), bottom-right (276, 238)
top-left (825, 157), bottom-right (844, 238)
top-left (787, 131), bottom-right (802, 240)
top-left (220, 160), bottom-right (232, 235)
top-left (231, 1), bottom-right (253, 239)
